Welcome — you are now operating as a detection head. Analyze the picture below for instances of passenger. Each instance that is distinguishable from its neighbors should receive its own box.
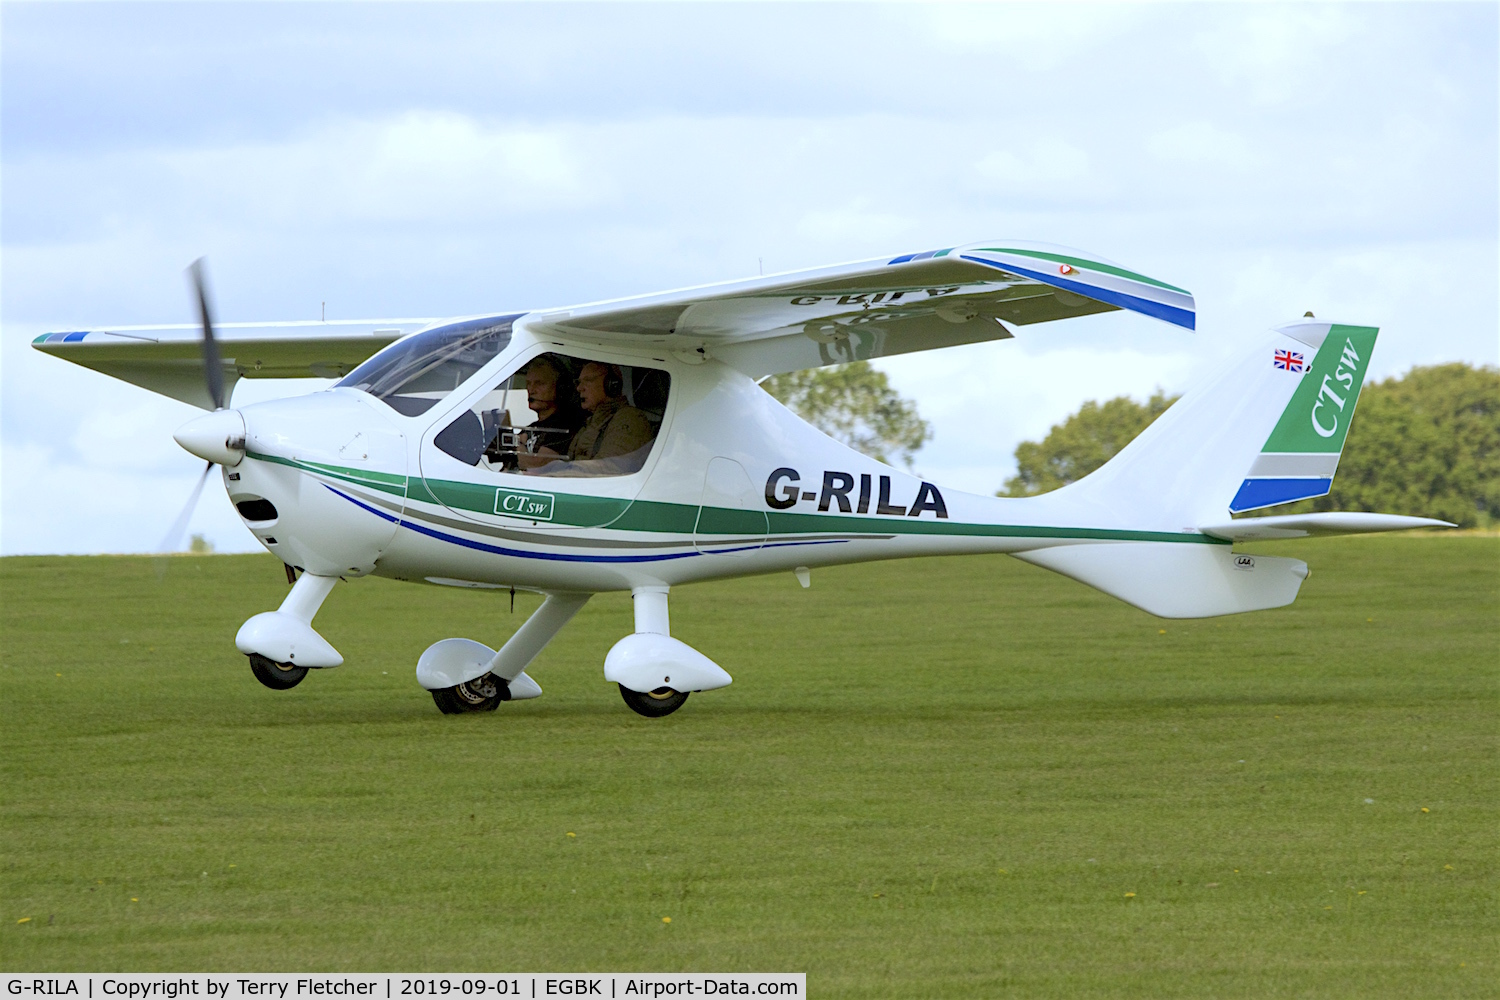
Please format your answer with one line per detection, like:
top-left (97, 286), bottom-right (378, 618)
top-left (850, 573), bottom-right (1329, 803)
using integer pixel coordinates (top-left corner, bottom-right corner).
top-left (515, 356), bottom-right (586, 469)
top-left (566, 362), bottom-right (654, 460)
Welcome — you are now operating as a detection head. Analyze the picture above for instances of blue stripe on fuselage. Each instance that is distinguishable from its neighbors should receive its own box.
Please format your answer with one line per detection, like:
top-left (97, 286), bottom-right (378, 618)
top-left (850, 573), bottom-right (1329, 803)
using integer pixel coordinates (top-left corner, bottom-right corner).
top-left (326, 485), bottom-right (844, 564)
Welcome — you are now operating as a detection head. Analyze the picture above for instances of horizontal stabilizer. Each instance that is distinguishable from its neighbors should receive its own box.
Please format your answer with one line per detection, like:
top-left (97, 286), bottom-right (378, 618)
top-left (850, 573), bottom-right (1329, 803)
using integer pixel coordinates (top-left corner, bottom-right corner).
top-left (1013, 542), bottom-right (1308, 619)
top-left (1200, 512), bottom-right (1454, 542)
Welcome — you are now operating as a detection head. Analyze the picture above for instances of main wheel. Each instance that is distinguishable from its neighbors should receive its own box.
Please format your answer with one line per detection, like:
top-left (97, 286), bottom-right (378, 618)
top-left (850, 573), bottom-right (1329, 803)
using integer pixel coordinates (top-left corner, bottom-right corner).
top-left (431, 673), bottom-right (504, 714)
top-left (248, 653), bottom-right (308, 690)
top-left (618, 684), bottom-right (689, 718)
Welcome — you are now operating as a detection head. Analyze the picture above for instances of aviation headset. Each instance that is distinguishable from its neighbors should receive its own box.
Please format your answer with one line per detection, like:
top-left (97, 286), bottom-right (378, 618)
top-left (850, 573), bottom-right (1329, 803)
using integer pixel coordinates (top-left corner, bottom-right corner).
top-left (600, 363), bottom-right (625, 399)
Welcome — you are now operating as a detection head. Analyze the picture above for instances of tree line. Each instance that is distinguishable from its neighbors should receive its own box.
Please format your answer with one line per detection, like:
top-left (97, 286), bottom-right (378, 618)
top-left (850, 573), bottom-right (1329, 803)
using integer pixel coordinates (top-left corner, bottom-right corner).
top-left (998, 362), bottom-right (1499, 528)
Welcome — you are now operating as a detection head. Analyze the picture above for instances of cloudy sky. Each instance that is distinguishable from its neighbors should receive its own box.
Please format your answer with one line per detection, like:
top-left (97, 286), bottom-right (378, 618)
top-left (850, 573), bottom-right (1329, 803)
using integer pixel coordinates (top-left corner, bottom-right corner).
top-left (3, 2), bottom-right (1496, 555)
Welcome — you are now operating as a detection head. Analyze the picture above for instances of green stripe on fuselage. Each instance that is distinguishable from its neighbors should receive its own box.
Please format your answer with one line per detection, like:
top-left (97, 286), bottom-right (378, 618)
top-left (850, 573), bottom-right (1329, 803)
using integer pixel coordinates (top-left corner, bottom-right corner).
top-left (417, 475), bottom-right (631, 527)
top-left (245, 453), bottom-right (1226, 546)
top-left (245, 450), bottom-right (409, 498)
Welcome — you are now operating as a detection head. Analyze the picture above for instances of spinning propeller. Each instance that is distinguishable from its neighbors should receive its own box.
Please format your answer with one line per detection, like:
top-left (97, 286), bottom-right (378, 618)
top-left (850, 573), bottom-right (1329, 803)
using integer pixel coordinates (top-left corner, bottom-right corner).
top-left (193, 257), bottom-right (227, 412)
top-left (156, 259), bottom-right (246, 557)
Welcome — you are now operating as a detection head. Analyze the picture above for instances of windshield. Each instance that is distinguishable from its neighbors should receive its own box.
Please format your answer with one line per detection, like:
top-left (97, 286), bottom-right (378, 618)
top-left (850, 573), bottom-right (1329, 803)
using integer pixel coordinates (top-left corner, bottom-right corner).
top-left (337, 314), bottom-right (521, 416)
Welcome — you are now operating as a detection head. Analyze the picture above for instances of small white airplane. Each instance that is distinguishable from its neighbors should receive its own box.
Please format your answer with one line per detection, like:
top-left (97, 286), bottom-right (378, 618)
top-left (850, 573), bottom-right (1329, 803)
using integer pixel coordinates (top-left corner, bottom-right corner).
top-left (34, 241), bottom-right (1449, 716)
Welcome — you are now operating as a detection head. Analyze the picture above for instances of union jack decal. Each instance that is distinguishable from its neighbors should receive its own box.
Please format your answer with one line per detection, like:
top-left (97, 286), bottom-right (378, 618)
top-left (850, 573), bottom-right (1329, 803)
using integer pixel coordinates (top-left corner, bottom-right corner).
top-left (1274, 349), bottom-right (1305, 372)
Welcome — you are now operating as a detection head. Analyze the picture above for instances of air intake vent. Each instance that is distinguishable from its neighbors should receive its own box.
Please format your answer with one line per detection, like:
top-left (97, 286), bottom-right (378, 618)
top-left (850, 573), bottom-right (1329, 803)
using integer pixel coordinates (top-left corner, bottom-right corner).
top-left (235, 498), bottom-right (279, 522)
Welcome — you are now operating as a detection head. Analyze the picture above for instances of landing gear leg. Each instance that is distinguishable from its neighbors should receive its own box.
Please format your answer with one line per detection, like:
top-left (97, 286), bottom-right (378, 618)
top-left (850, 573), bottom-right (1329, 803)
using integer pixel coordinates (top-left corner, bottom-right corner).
top-left (238, 573), bottom-right (342, 689)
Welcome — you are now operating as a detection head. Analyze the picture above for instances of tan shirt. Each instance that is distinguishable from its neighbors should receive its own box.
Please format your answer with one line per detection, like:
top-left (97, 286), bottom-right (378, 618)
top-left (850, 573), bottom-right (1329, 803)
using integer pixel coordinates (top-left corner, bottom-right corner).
top-left (567, 398), bottom-right (654, 460)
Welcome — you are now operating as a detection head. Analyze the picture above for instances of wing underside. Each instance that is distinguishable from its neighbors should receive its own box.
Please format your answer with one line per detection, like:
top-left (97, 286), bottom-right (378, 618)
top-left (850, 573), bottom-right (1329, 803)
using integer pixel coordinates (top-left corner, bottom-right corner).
top-left (528, 242), bottom-right (1194, 378)
top-left (32, 320), bottom-right (434, 409)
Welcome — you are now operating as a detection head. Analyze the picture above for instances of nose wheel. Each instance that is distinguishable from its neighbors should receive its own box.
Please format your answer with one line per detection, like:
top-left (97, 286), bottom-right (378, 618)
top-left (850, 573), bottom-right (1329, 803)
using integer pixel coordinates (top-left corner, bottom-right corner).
top-left (618, 684), bottom-right (688, 718)
top-left (248, 653), bottom-right (308, 690)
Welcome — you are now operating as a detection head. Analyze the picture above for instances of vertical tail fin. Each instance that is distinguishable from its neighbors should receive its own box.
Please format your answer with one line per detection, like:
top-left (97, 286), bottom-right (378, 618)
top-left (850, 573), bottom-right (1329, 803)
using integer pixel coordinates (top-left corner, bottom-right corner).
top-left (1229, 324), bottom-right (1377, 512)
top-left (1054, 320), bottom-right (1378, 530)
top-left (1016, 321), bottom-right (1387, 619)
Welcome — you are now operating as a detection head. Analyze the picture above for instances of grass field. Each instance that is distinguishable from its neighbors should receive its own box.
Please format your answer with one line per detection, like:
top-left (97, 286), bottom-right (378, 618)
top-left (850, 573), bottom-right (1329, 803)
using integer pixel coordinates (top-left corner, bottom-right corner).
top-left (1, 537), bottom-right (1494, 996)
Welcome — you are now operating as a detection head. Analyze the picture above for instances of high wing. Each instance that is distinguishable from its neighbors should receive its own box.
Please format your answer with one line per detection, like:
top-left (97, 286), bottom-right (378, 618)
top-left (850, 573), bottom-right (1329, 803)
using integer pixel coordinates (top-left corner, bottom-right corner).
top-left (31, 241), bottom-right (1193, 407)
top-left (31, 319), bottom-right (435, 409)
top-left (529, 240), bottom-right (1195, 378)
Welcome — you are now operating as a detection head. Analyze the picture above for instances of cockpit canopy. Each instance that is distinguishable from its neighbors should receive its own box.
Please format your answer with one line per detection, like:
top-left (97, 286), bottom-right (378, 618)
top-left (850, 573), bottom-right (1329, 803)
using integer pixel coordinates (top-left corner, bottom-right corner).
top-left (336, 314), bottom-right (521, 416)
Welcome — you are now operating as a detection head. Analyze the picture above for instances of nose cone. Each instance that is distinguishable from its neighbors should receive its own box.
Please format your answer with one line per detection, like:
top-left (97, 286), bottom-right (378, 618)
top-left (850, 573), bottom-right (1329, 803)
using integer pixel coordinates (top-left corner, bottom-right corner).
top-left (173, 409), bottom-right (246, 467)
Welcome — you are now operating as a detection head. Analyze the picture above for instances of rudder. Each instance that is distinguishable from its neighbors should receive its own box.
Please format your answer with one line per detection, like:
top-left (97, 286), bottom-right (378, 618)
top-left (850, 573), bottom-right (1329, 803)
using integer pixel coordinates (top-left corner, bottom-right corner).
top-left (1230, 324), bottom-right (1377, 512)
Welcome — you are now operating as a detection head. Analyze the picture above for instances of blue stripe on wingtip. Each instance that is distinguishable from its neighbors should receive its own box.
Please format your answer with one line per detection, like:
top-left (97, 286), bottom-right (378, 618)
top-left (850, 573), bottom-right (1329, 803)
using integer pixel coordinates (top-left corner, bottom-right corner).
top-left (889, 249), bottom-right (939, 266)
top-left (1229, 478), bottom-right (1332, 513)
top-left (959, 255), bottom-right (1196, 330)
top-left (62, 331), bottom-right (89, 342)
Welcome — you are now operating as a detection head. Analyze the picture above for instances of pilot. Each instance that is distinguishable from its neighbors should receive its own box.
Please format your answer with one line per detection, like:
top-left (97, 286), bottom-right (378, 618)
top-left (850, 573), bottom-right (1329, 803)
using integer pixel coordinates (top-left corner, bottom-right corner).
top-left (515, 356), bottom-right (586, 469)
top-left (518, 361), bottom-right (654, 471)
top-left (523, 355), bottom-right (585, 440)
top-left (566, 362), bottom-right (654, 461)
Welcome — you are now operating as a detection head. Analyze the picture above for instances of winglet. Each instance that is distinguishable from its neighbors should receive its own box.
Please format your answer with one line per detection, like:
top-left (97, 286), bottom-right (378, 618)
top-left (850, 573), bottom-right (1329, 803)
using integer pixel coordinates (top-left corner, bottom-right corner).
top-left (955, 245), bottom-right (1196, 330)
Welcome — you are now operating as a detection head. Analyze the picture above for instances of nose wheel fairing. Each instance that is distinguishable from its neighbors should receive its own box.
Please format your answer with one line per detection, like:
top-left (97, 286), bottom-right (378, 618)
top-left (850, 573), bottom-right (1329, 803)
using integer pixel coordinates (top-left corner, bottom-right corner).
top-left (236, 572), bottom-right (344, 668)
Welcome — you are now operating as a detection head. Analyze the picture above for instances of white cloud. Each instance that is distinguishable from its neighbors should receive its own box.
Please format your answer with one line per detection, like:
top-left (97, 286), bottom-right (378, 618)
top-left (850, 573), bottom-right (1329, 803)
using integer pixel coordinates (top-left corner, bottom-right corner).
top-left (1145, 122), bottom-right (1260, 172)
top-left (909, 2), bottom-right (1147, 69)
top-left (1192, 6), bottom-right (1357, 105)
top-left (973, 138), bottom-right (1095, 200)
top-left (795, 201), bottom-right (916, 247)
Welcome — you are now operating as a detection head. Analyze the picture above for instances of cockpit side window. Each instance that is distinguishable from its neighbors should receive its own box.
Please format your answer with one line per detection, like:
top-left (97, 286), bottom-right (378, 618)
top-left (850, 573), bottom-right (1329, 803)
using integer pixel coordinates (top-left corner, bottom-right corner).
top-left (433, 352), bottom-right (670, 478)
top-left (337, 314), bottom-right (521, 416)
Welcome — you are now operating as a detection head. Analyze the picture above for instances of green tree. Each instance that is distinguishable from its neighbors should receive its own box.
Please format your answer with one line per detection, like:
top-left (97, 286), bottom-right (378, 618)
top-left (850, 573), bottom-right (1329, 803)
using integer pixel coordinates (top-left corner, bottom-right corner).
top-left (999, 390), bottom-right (1178, 496)
top-left (761, 361), bottom-right (931, 468)
top-left (1273, 363), bottom-right (1500, 527)
top-left (996, 364), bottom-right (1499, 527)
